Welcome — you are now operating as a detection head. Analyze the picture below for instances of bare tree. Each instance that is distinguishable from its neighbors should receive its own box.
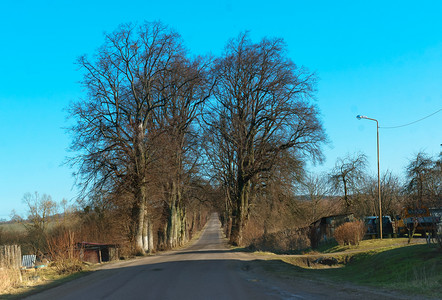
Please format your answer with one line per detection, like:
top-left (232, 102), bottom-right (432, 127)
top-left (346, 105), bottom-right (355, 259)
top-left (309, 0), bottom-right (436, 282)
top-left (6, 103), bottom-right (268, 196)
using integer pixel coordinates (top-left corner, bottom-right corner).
top-left (329, 153), bottom-right (368, 211)
top-left (428, 152), bottom-right (442, 207)
top-left (405, 151), bottom-right (441, 208)
top-left (298, 172), bottom-right (331, 223)
top-left (68, 22), bottom-right (196, 253)
top-left (205, 33), bottom-right (326, 245)
top-left (254, 150), bottom-right (304, 238)
top-left (360, 171), bottom-right (403, 218)
top-left (21, 192), bottom-right (58, 233)
top-left (11, 192), bottom-right (58, 255)
top-left (151, 60), bottom-right (211, 248)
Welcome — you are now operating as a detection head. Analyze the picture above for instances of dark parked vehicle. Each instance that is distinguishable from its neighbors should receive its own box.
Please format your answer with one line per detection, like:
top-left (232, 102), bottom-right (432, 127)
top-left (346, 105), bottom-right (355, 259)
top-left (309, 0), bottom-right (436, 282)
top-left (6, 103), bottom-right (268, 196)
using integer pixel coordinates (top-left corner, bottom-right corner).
top-left (364, 216), bottom-right (394, 237)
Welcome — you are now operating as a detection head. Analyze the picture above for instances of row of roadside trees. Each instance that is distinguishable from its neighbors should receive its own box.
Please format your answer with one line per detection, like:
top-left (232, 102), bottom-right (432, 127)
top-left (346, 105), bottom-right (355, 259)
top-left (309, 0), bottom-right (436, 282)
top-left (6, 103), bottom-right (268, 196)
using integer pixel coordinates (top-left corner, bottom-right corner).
top-left (5, 150), bottom-right (439, 257)
top-left (66, 21), bottom-right (327, 251)
top-left (4, 21), bottom-right (439, 256)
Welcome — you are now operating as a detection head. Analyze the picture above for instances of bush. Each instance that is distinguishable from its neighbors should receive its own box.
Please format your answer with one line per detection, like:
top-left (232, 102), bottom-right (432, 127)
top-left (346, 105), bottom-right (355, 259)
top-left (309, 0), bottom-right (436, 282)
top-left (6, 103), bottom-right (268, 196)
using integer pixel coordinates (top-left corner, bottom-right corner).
top-left (248, 228), bottom-right (311, 253)
top-left (334, 221), bottom-right (366, 246)
top-left (47, 228), bottom-right (83, 274)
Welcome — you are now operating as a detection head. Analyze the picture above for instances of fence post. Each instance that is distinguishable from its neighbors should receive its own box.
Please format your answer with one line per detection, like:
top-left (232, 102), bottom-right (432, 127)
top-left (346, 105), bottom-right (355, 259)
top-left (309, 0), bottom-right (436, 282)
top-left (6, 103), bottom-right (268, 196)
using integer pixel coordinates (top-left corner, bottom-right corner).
top-left (0, 244), bottom-right (23, 283)
top-left (0, 245), bottom-right (22, 268)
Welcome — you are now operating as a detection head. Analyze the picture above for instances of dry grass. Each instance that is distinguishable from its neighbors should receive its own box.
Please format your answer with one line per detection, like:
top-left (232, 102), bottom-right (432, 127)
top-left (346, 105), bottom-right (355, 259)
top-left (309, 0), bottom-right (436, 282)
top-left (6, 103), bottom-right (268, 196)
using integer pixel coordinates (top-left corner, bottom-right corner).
top-left (0, 268), bottom-right (22, 293)
top-left (1, 265), bottom-right (92, 298)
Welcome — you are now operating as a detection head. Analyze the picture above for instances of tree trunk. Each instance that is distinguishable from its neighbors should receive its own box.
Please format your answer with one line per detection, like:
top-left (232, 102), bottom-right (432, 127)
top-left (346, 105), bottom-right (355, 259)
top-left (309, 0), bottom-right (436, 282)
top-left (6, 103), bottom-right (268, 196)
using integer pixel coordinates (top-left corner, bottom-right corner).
top-left (148, 217), bottom-right (154, 253)
top-left (134, 199), bottom-right (145, 254)
top-left (167, 200), bottom-right (176, 249)
top-left (229, 180), bottom-right (249, 246)
top-left (230, 216), bottom-right (243, 246)
top-left (142, 212), bottom-right (154, 253)
top-left (134, 122), bottom-right (147, 254)
top-left (189, 211), bottom-right (196, 239)
top-left (226, 217), bottom-right (232, 239)
top-left (343, 178), bottom-right (351, 211)
top-left (179, 206), bottom-right (187, 245)
top-left (157, 223), bottom-right (167, 250)
top-left (167, 179), bottom-right (187, 248)
top-left (142, 213), bottom-right (149, 253)
top-left (174, 205), bottom-right (181, 246)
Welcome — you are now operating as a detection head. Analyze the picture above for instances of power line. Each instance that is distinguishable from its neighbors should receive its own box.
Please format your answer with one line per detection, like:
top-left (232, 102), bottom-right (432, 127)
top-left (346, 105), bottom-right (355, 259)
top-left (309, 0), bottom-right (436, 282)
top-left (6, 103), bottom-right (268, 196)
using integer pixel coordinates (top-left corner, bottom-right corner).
top-left (380, 108), bottom-right (442, 129)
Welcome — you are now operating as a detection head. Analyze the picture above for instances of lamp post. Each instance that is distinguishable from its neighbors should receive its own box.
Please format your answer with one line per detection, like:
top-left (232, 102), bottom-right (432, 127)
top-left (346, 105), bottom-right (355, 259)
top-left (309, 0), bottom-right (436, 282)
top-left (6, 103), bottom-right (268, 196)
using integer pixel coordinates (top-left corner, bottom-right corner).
top-left (357, 115), bottom-right (382, 239)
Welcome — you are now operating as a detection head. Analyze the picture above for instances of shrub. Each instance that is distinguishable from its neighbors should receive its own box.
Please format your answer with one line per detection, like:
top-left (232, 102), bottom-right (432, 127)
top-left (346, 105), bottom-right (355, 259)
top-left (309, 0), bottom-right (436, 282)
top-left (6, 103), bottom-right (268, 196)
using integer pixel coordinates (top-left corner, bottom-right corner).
top-left (334, 220), bottom-right (366, 246)
top-left (47, 228), bottom-right (83, 274)
top-left (248, 228), bottom-right (311, 253)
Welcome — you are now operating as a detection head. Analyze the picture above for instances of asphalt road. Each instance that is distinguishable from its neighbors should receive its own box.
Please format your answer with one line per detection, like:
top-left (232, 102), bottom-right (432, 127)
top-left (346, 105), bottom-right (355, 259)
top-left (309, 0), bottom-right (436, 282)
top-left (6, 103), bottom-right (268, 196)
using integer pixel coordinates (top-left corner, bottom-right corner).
top-left (25, 214), bottom-right (418, 300)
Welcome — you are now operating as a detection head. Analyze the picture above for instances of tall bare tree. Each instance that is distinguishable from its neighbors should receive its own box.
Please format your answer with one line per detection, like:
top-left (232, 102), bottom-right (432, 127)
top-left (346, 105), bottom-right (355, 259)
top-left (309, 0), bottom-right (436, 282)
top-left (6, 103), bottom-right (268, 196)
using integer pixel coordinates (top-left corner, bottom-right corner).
top-left (329, 153), bottom-right (367, 211)
top-left (405, 151), bottom-right (441, 207)
top-left (205, 33), bottom-right (326, 245)
top-left (360, 171), bottom-right (403, 217)
top-left (22, 192), bottom-right (58, 234)
top-left (298, 172), bottom-right (331, 223)
top-left (11, 192), bottom-right (58, 255)
top-left (151, 56), bottom-right (211, 248)
top-left (68, 22), bottom-right (194, 252)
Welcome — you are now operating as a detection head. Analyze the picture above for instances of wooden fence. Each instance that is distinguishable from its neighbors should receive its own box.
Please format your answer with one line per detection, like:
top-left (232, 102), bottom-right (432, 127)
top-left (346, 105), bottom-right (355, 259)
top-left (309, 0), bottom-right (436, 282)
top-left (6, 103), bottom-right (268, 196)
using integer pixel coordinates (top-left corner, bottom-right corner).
top-left (0, 245), bottom-right (22, 268)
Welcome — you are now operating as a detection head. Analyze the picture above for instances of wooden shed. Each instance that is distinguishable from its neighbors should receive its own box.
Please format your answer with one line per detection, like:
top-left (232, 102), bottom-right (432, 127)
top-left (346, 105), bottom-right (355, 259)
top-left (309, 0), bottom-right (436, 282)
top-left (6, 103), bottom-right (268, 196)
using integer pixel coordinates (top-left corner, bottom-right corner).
top-left (78, 242), bottom-right (119, 264)
top-left (309, 214), bottom-right (354, 248)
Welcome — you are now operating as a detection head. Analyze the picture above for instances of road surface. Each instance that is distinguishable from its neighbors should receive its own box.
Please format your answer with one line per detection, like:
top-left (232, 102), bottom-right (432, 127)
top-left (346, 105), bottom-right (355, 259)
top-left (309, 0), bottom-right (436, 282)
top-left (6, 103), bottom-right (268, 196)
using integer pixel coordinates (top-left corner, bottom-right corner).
top-left (26, 214), bottom-right (418, 299)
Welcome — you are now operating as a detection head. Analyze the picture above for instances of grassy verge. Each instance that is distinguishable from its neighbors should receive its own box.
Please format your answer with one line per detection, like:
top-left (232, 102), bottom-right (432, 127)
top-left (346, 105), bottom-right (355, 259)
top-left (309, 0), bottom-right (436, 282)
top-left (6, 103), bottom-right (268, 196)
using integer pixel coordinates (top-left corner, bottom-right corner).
top-left (263, 239), bottom-right (441, 298)
top-left (312, 237), bottom-right (424, 253)
top-left (322, 244), bottom-right (441, 294)
top-left (0, 266), bottom-right (92, 299)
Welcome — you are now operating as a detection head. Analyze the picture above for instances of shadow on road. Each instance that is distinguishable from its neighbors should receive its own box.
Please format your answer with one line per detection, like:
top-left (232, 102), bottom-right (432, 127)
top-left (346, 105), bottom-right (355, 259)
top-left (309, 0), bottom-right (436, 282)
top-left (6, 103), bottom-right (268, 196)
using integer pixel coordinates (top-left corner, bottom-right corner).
top-left (20, 258), bottom-right (294, 300)
top-left (9, 250), bottom-right (427, 300)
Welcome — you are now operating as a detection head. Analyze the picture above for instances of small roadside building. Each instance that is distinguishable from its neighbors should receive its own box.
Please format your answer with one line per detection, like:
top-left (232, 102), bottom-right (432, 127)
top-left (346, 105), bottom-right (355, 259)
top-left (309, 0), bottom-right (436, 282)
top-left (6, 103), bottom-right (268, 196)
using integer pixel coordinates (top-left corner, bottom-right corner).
top-left (78, 242), bottom-right (119, 264)
top-left (309, 214), bottom-right (355, 248)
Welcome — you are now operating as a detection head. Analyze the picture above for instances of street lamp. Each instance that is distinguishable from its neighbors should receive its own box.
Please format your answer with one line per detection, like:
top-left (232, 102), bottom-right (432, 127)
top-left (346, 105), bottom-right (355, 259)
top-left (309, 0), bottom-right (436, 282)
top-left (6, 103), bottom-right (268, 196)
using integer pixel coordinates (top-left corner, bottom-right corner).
top-left (357, 115), bottom-right (382, 239)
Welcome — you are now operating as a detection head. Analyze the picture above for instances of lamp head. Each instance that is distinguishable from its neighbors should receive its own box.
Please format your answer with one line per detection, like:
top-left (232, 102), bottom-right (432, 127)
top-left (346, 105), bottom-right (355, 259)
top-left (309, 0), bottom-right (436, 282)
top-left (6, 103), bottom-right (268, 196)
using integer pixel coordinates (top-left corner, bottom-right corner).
top-left (356, 115), bottom-right (367, 120)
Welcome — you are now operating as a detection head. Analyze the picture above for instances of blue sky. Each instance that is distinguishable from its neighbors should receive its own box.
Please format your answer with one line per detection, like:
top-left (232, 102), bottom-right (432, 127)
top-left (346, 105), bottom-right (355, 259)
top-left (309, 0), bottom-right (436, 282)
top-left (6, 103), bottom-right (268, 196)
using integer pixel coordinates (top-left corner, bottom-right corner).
top-left (0, 0), bottom-right (441, 219)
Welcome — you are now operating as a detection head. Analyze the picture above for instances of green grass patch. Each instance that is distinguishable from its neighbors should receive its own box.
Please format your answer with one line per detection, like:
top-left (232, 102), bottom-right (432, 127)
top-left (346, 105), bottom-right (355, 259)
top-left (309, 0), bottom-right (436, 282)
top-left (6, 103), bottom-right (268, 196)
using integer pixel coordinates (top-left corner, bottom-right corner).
top-left (277, 243), bottom-right (442, 298)
top-left (332, 245), bottom-right (441, 292)
top-left (317, 237), bottom-right (419, 253)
